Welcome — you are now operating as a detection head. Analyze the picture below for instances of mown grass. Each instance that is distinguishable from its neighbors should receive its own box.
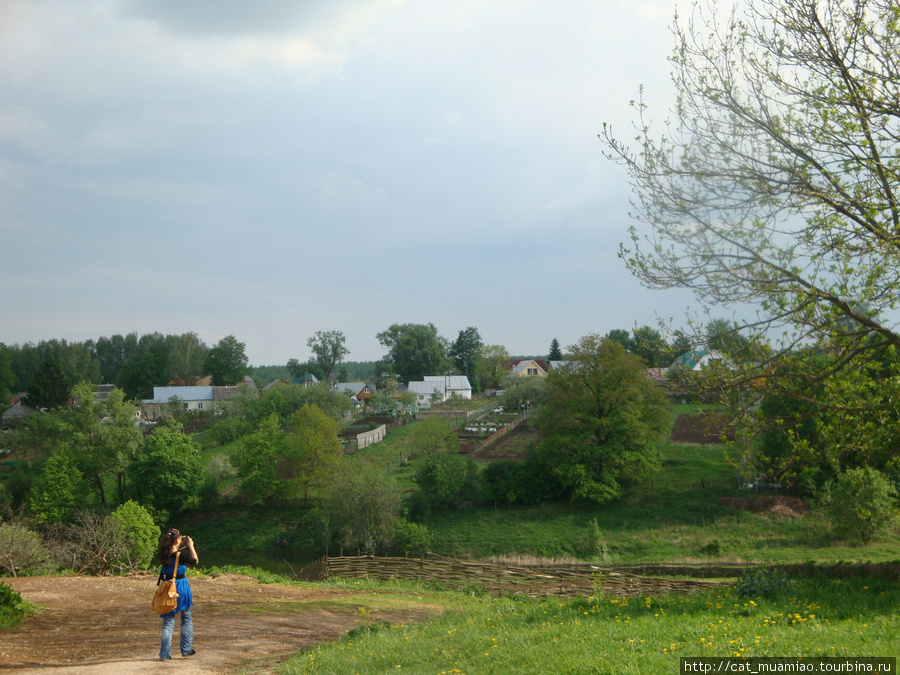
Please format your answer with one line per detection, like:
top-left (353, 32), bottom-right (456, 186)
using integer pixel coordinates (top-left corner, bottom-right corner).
top-left (278, 575), bottom-right (899, 674)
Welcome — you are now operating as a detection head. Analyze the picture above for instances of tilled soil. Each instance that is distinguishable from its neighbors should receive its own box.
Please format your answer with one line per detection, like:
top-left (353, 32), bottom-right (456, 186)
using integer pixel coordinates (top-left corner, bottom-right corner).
top-left (1, 574), bottom-right (442, 674)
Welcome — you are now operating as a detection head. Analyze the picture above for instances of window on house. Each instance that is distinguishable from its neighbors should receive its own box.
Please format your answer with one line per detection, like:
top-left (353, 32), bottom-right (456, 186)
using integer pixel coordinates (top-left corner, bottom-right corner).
top-left (527, 368), bottom-right (538, 376)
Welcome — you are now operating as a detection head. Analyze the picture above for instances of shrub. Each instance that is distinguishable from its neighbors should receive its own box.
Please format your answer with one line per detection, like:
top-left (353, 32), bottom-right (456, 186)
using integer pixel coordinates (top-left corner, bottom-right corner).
top-left (110, 500), bottom-right (159, 569)
top-left (0, 523), bottom-right (48, 577)
top-left (736, 566), bottom-right (792, 599)
top-left (412, 451), bottom-right (479, 515)
top-left (207, 416), bottom-right (253, 445)
top-left (391, 519), bottom-right (431, 557)
top-left (68, 512), bottom-right (131, 575)
top-left (0, 581), bottom-right (35, 628)
top-left (824, 467), bottom-right (898, 543)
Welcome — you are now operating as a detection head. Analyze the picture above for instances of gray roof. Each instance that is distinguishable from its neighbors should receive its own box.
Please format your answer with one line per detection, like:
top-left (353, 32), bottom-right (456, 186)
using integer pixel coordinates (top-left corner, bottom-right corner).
top-left (511, 360), bottom-right (546, 376)
top-left (423, 375), bottom-right (472, 390)
top-left (408, 381), bottom-right (445, 395)
top-left (149, 386), bottom-right (213, 403)
top-left (334, 382), bottom-right (375, 396)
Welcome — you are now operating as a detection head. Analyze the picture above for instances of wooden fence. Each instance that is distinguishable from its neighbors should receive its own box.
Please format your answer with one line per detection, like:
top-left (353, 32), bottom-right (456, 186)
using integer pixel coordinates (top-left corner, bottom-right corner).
top-left (297, 554), bottom-right (726, 597)
top-left (296, 554), bottom-right (900, 598)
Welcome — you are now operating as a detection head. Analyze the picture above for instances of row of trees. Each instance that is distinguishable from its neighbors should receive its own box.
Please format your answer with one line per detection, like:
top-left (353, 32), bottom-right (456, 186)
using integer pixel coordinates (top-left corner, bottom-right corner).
top-left (4, 318), bottom-right (748, 412)
top-left (0, 333), bottom-right (249, 405)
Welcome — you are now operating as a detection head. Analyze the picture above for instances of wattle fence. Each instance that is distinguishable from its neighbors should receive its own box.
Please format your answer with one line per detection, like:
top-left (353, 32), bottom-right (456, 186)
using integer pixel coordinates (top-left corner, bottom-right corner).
top-left (297, 554), bottom-right (725, 597)
top-left (296, 554), bottom-right (900, 598)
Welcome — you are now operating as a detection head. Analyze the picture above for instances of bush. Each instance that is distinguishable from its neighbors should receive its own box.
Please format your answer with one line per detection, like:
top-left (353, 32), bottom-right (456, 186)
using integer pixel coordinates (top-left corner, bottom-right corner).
top-left (0, 523), bottom-right (49, 577)
top-left (68, 512), bottom-right (131, 575)
top-left (207, 416), bottom-right (253, 445)
top-left (412, 451), bottom-right (480, 515)
top-left (824, 467), bottom-right (898, 543)
top-left (480, 458), bottom-right (565, 506)
top-left (736, 566), bottom-right (793, 599)
top-left (390, 519), bottom-right (431, 557)
top-left (0, 581), bottom-right (35, 628)
top-left (110, 500), bottom-right (159, 570)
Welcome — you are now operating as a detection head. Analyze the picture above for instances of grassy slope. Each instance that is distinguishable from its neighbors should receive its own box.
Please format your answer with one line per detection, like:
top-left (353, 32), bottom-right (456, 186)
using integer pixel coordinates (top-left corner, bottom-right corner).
top-left (424, 435), bottom-right (900, 564)
top-left (190, 403), bottom-right (900, 565)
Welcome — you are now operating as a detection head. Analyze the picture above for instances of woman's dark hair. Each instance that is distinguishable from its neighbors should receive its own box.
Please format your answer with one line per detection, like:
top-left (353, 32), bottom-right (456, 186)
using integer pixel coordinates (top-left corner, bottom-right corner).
top-left (157, 528), bottom-right (180, 565)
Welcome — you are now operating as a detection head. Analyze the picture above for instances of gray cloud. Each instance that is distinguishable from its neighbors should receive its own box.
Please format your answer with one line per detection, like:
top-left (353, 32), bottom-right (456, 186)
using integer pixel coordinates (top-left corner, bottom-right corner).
top-left (1, 0), bottom-right (695, 365)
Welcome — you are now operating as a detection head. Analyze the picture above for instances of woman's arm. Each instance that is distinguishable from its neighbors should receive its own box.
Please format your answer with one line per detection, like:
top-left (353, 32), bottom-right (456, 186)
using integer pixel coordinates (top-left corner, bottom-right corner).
top-left (182, 536), bottom-right (198, 565)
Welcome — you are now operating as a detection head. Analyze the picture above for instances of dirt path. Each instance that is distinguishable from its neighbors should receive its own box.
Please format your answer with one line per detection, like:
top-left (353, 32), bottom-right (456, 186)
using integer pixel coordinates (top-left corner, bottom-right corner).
top-left (1, 574), bottom-right (443, 674)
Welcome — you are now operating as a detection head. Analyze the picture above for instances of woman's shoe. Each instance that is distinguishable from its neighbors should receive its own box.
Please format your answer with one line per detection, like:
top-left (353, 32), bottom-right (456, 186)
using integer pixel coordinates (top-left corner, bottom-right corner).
top-left (183, 649), bottom-right (197, 657)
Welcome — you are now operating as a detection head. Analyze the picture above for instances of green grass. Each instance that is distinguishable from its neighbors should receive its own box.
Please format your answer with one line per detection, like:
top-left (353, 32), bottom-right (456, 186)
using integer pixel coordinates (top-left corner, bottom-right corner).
top-left (422, 438), bottom-right (900, 565)
top-left (277, 576), bottom-right (900, 674)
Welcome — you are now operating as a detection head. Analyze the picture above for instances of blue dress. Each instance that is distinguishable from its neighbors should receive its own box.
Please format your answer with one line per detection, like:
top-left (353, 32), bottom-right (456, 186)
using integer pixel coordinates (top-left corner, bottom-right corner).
top-left (159, 552), bottom-right (194, 617)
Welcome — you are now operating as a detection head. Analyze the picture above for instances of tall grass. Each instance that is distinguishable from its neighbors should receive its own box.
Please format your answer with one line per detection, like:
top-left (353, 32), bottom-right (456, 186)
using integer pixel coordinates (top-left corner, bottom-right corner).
top-left (278, 576), bottom-right (899, 674)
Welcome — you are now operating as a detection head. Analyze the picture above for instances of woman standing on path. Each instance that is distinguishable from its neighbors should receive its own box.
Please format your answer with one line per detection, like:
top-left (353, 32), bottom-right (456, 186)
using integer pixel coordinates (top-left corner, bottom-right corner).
top-left (157, 528), bottom-right (199, 661)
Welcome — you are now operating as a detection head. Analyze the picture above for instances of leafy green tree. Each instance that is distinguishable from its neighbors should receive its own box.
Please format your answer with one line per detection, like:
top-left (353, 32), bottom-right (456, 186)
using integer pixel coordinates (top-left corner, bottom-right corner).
top-left (376, 323), bottom-right (451, 383)
top-left (234, 414), bottom-right (285, 505)
top-left (110, 500), bottom-right (159, 569)
top-left (631, 326), bottom-right (671, 368)
top-left (449, 327), bottom-right (482, 386)
top-left (499, 375), bottom-right (549, 414)
top-left (604, 329), bottom-right (634, 353)
top-left (306, 330), bottom-right (349, 382)
top-left (127, 425), bottom-right (202, 517)
top-left (205, 335), bottom-right (249, 386)
top-left (547, 338), bottom-right (563, 363)
top-left (286, 357), bottom-right (319, 381)
top-left (29, 445), bottom-right (84, 524)
top-left (323, 461), bottom-right (402, 555)
top-left (824, 467), bottom-right (899, 544)
top-left (603, 0), bottom-right (900, 457)
top-left (200, 454), bottom-right (237, 504)
top-left (480, 458), bottom-right (564, 506)
top-left (411, 416), bottom-right (458, 455)
top-left (704, 320), bottom-right (760, 362)
top-left (474, 344), bottom-right (510, 390)
top-left (285, 404), bottom-right (342, 503)
top-left (412, 450), bottom-right (479, 515)
top-left (26, 354), bottom-right (70, 410)
top-left (117, 333), bottom-right (170, 399)
top-left (757, 349), bottom-right (900, 492)
top-left (533, 335), bottom-right (670, 504)
top-left (167, 332), bottom-right (208, 386)
top-left (93, 333), bottom-right (138, 384)
top-left (98, 387), bottom-right (144, 502)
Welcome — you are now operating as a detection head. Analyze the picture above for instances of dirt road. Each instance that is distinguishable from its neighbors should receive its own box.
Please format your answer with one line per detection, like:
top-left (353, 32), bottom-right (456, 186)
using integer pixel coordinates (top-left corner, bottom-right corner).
top-left (1, 574), bottom-right (442, 674)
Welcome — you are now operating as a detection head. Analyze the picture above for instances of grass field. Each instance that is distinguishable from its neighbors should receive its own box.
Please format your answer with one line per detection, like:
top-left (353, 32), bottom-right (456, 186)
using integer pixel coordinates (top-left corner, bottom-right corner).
top-left (274, 574), bottom-right (899, 674)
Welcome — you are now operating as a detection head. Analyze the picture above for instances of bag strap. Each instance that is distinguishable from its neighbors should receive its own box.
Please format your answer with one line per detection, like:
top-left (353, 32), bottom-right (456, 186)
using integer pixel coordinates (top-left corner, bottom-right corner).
top-left (157, 549), bottom-right (182, 586)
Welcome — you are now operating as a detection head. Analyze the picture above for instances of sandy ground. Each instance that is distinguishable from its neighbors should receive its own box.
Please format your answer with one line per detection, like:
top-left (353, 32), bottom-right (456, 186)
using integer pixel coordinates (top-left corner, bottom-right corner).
top-left (1, 574), bottom-right (442, 674)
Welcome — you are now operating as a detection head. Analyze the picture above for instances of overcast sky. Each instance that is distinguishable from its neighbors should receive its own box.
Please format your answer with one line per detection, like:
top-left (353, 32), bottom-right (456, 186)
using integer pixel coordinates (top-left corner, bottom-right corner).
top-left (1, 0), bottom-right (698, 365)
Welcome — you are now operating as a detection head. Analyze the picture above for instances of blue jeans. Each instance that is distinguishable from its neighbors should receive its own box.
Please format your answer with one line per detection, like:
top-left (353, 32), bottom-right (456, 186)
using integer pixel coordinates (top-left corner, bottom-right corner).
top-left (160, 607), bottom-right (193, 660)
